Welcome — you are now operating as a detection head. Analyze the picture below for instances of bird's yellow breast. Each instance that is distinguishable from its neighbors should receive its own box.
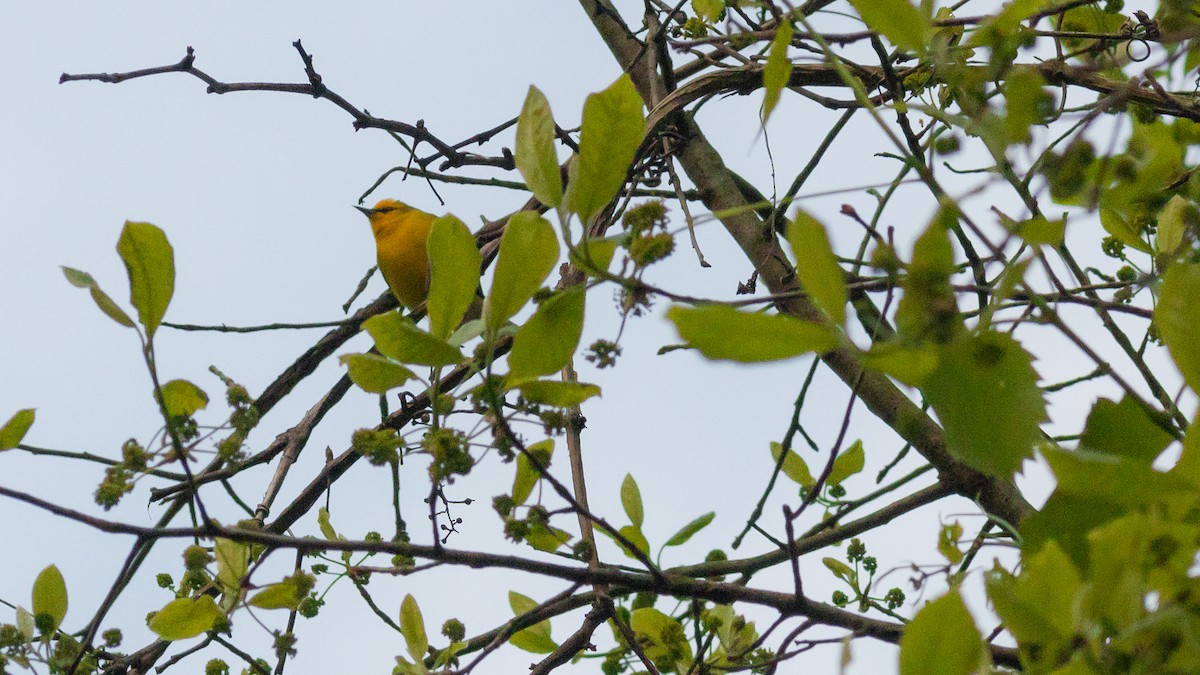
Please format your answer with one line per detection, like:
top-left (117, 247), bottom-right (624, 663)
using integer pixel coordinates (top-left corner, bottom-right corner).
top-left (366, 200), bottom-right (435, 309)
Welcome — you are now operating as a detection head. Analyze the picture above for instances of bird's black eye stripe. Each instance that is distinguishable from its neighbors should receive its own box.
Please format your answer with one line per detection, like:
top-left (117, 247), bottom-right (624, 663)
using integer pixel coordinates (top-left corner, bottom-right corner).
top-left (375, 206), bottom-right (396, 213)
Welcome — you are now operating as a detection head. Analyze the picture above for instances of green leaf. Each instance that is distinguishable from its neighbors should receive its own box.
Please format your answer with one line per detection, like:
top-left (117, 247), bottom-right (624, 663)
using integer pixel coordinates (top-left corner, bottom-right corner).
top-left (664, 512), bottom-right (715, 547)
top-left (31, 565), bottom-right (67, 634)
top-left (848, 0), bottom-right (931, 54)
top-left (508, 287), bottom-right (585, 380)
top-left (692, 0), bottom-right (723, 22)
top-left (484, 211), bottom-right (559, 333)
top-left (61, 266), bottom-right (136, 329)
top-left (568, 237), bottom-right (618, 277)
top-left (630, 608), bottom-right (693, 667)
top-left (0, 409), bottom-right (35, 450)
top-left (823, 557), bottom-right (856, 584)
top-left (1156, 262), bottom-right (1200, 393)
top-left (937, 520), bottom-right (964, 564)
top-left (214, 538), bottom-right (249, 600)
top-left (158, 379), bottom-right (208, 418)
top-left (859, 343), bottom-right (938, 387)
top-left (1156, 195), bottom-right (1198, 256)
top-left (526, 522), bottom-right (572, 553)
top-left (614, 525), bottom-right (650, 559)
top-left (1042, 448), bottom-right (1194, 505)
top-left (621, 474), bottom-right (644, 528)
top-left (985, 542), bottom-right (1081, 648)
top-left (1018, 491), bottom-right (1124, 568)
top-left (899, 590), bottom-right (986, 675)
top-left (922, 332), bottom-right (1046, 477)
top-left (339, 353), bottom-right (417, 394)
top-left (786, 210), bottom-right (847, 326)
top-left (400, 594), bottom-right (428, 664)
top-left (667, 305), bottom-right (838, 362)
top-left (1171, 411), bottom-right (1200, 486)
top-left (148, 596), bottom-right (222, 641)
top-left (1099, 208), bottom-right (1154, 254)
top-left (363, 311), bottom-right (463, 367)
top-left (1002, 67), bottom-right (1047, 145)
top-left (16, 606), bottom-right (34, 641)
top-left (117, 221), bottom-right (175, 338)
top-left (512, 439), bottom-right (554, 507)
top-left (513, 380), bottom-right (600, 407)
top-left (427, 215), bottom-right (483, 340)
top-left (762, 21), bottom-right (793, 125)
top-left (317, 507), bottom-right (339, 541)
top-left (515, 86), bottom-right (562, 208)
top-left (770, 442), bottom-right (815, 488)
top-left (895, 211), bottom-right (959, 342)
top-left (1008, 214), bottom-right (1065, 247)
top-left (569, 74), bottom-right (645, 223)
top-left (248, 580), bottom-right (304, 611)
top-left (508, 592), bottom-right (557, 654)
top-left (1079, 396), bottom-right (1173, 463)
top-left (827, 439), bottom-right (865, 487)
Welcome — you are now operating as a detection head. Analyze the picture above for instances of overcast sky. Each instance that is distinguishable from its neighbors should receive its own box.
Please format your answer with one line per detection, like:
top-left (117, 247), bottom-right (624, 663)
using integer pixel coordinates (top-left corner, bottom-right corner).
top-left (0, 2), bottom-right (1178, 674)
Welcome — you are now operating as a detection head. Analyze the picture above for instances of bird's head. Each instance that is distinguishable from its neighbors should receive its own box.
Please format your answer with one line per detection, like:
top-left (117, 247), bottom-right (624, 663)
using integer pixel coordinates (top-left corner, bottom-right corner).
top-left (355, 199), bottom-right (415, 235)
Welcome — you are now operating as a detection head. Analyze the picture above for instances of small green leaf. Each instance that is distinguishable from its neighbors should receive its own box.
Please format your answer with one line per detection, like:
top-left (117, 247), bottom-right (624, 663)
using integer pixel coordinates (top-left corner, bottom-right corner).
top-left (317, 507), bottom-right (338, 541)
top-left (1079, 396), bottom-right (1173, 463)
top-left (859, 343), bottom-right (938, 387)
top-left (1156, 262), bottom-right (1200, 393)
top-left (248, 580), bottom-right (304, 611)
top-left (1009, 215), bottom-right (1065, 247)
top-left (665, 512), bottom-right (715, 547)
top-left (827, 439), bottom-right (865, 487)
top-left (667, 305), bottom-right (838, 362)
top-left (1002, 67), bottom-right (1048, 145)
top-left (923, 332), bottom-right (1046, 477)
top-left (895, 211), bottom-right (959, 342)
top-left (427, 215), bottom-right (483, 340)
top-left (1157, 195), bottom-right (1199, 257)
top-left (937, 520), bottom-right (964, 564)
top-left (148, 596), bottom-right (223, 641)
top-left (31, 565), bottom-right (67, 634)
top-left (569, 75), bottom-right (645, 224)
top-left (513, 380), bottom-right (600, 407)
top-left (508, 287), bottom-right (585, 380)
top-left (615, 525), bottom-right (650, 559)
top-left (61, 266), bottom-right (136, 328)
top-left (340, 353), bottom-right (417, 393)
top-left (117, 221), bottom-right (175, 338)
top-left (214, 539), bottom-right (249, 601)
top-left (822, 557), bottom-right (855, 584)
top-left (848, 0), bottom-right (931, 54)
top-left (15, 606), bottom-right (34, 640)
top-left (526, 522), bottom-right (572, 553)
top-left (484, 211), bottom-right (559, 333)
top-left (786, 210), bottom-right (847, 326)
top-left (364, 311), bottom-right (463, 367)
top-left (769, 441), bottom-right (815, 488)
top-left (569, 237), bottom-right (618, 277)
top-left (630, 608), bottom-right (693, 667)
top-left (515, 86), bottom-right (562, 208)
top-left (158, 379), bottom-right (208, 418)
top-left (508, 592), bottom-right (557, 654)
top-left (985, 542), bottom-right (1081, 647)
top-left (692, 0), bottom-right (723, 22)
top-left (899, 590), bottom-right (986, 675)
top-left (0, 409), bottom-right (35, 450)
top-left (400, 594), bottom-right (428, 664)
top-left (621, 474), bottom-right (644, 528)
top-left (512, 439), bottom-right (554, 507)
top-left (762, 21), bottom-right (794, 125)
top-left (1099, 208), bottom-right (1154, 254)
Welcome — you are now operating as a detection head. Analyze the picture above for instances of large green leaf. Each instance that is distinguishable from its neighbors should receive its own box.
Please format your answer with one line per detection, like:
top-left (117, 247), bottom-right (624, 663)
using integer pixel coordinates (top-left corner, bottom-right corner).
top-left (1099, 208), bottom-right (1154, 254)
top-left (0, 408), bottom-right (35, 450)
top-left (363, 311), bottom-right (463, 367)
top-left (667, 305), bottom-right (838, 362)
top-left (630, 608), bottom-right (693, 668)
top-left (158, 379), bottom-right (208, 418)
top-left (339, 353), bottom-right (417, 393)
top-left (1156, 262), bottom-right (1200, 393)
top-left (31, 565), bottom-right (67, 634)
top-left (762, 21), bottom-right (793, 125)
top-left (400, 594), bottom-right (428, 664)
top-left (513, 380), bottom-right (600, 407)
top-left (848, 0), bottom-right (931, 54)
top-left (786, 210), bottom-right (847, 327)
top-left (922, 332), bottom-right (1046, 477)
top-left (621, 474), bottom-right (644, 528)
top-left (508, 591), bottom-right (557, 654)
top-left (507, 287), bottom-right (585, 380)
top-left (214, 538), bottom-right (249, 601)
top-left (427, 215), bottom-right (482, 340)
top-left (248, 579), bottom-right (306, 611)
top-left (1157, 195), bottom-right (1198, 256)
top-left (568, 75), bottom-right (645, 224)
top-left (692, 0), bottom-right (723, 21)
top-left (895, 211), bottom-right (959, 343)
top-left (985, 541), bottom-right (1081, 655)
top-left (148, 596), bottom-right (223, 640)
top-left (1078, 396), bottom-right (1173, 463)
top-left (484, 211), bottom-right (559, 333)
top-left (117, 221), bottom-right (174, 338)
top-left (61, 266), bottom-right (136, 329)
top-left (899, 590), bottom-right (986, 675)
top-left (515, 86), bottom-right (562, 208)
top-left (1002, 67), bottom-right (1047, 145)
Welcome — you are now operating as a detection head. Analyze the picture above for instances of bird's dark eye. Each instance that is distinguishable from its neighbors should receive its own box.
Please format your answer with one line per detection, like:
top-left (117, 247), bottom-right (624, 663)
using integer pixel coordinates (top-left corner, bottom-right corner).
top-left (376, 207), bottom-right (395, 213)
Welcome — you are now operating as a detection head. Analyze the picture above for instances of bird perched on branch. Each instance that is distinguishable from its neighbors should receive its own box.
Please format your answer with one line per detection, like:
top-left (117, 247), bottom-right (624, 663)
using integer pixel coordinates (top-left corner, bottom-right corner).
top-left (356, 199), bottom-right (436, 310)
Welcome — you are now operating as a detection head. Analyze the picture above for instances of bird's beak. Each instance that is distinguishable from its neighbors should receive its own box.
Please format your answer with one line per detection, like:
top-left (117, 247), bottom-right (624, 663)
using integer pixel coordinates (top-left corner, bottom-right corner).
top-left (353, 205), bottom-right (373, 217)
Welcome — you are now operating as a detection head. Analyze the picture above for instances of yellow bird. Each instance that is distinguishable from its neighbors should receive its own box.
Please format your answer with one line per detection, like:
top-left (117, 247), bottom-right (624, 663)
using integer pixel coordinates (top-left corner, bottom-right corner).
top-left (355, 199), bottom-right (435, 310)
